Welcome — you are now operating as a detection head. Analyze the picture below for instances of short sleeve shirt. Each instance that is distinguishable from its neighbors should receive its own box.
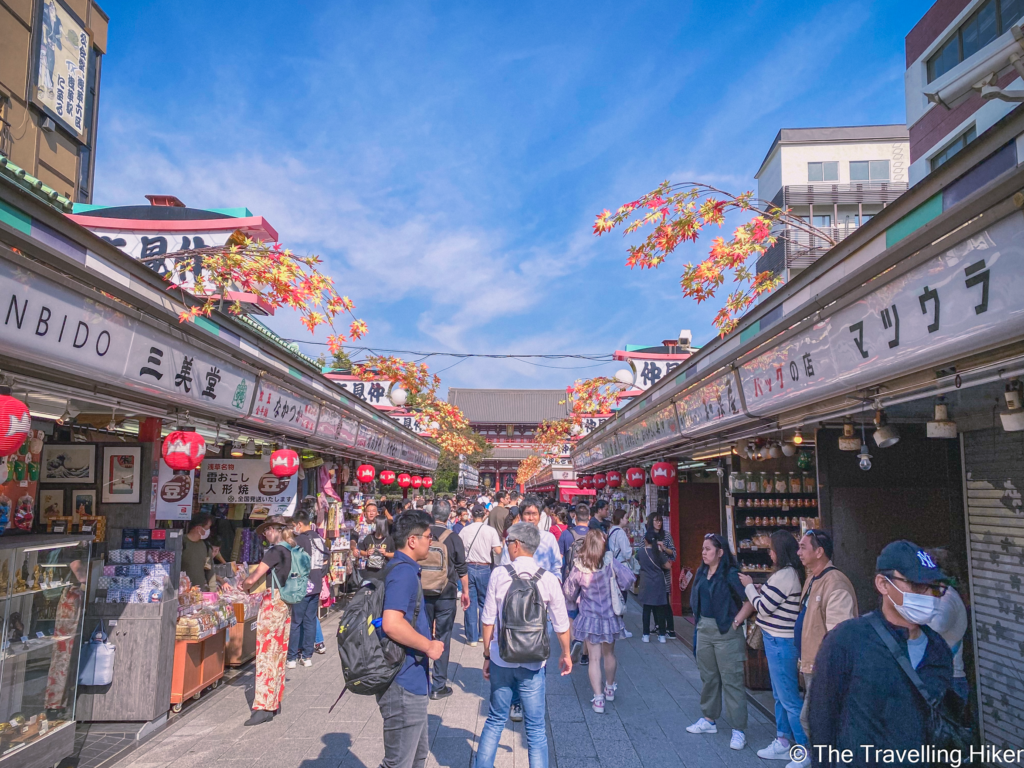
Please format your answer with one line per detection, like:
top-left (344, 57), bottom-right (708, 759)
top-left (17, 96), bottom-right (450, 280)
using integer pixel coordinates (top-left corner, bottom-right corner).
top-left (261, 545), bottom-right (292, 589)
top-left (382, 551), bottom-right (432, 695)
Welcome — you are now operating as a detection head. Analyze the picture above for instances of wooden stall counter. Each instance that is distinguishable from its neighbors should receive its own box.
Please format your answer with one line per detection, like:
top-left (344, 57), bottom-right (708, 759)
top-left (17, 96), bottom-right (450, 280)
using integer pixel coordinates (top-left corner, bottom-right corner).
top-left (169, 630), bottom-right (226, 712)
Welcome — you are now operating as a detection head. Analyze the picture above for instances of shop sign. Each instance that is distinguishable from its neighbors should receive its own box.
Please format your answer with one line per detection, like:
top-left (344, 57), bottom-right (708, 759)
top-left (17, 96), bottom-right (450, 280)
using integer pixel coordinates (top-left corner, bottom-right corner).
top-left (315, 405), bottom-right (342, 442)
top-left (155, 461), bottom-right (193, 521)
top-left (675, 372), bottom-right (744, 434)
top-left (90, 230), bottom-right (232, 288)
top-left (356, 424), bottom-right (385, 455)
top-left (246, 378), bottom-right (319, 436)
top-left (617, 402), bottom-right (680, 455)
top-left (198, 458), bottom-right (297, 514)
top-left (336, 378), bottom-right (391, 406)
top-left (623, 357), bottom-right (686, 390)
top-left (337, 417), bottom-right (359, 446)
top-left (31, 0), bottom-right (90, 139)
top-left (579, 415), bottom-right (611, 436)
top-left (738, 213), bottom-right (1024, 417)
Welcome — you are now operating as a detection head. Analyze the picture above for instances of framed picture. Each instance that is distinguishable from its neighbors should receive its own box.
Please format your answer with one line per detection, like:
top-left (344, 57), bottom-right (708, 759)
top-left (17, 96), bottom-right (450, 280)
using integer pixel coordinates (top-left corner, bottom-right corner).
top-left (102, 446), bottom-right (142, 504)
top-left (71, 489), bottom-right (96, 519)
top-left (39, 488), bottom-right (65, 521)
top-left (40, 444), bottom-right (96, 484)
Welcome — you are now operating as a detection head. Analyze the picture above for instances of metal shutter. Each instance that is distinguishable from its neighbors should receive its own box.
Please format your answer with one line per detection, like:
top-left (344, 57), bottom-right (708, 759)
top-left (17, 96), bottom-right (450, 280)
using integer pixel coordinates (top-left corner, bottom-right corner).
top-left (962, 428), bottom-right (1024, 750)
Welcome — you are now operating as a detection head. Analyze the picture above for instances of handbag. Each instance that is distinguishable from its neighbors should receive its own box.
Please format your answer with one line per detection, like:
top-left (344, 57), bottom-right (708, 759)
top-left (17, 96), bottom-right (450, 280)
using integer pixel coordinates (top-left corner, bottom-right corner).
top-left (609, 560), bottom-right (625, 617)
top-left (745, 620), bottom-right (764, 650)
top-left (79, 621), bottom-right (116, 686)
top-left (867, 614), bottom-right (972, 752)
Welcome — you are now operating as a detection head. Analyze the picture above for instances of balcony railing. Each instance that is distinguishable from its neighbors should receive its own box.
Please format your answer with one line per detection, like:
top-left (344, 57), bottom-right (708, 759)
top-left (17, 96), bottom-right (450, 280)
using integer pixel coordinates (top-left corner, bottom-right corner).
top-left (783, 181), bottom-right (908, 206)
top-left (756, 222), bottom-right (863, 277)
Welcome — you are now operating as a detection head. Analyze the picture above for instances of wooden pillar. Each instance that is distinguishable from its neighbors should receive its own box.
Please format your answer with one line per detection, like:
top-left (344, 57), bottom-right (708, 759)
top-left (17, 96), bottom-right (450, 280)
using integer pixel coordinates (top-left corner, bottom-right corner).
top-left (669, 474), bottom-right (682, 616)
top-left (139, 417), bottom-right (163, 527)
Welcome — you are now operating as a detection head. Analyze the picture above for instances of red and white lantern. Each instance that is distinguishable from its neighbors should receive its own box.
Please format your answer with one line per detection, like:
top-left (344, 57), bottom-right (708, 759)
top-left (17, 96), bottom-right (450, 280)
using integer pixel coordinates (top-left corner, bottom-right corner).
top-left (593, 472), bottom-right (607, 490)
top-left (356, 464), bottom-right (376, 484)
top-left (379, 470), bottom-right (396, 485)
top-left (422, 477), bottom-right (434, 489)
top-left (606, 470), bottom-right (622, 488)
top-left (576, 474), bottom-right (589, 489)
top-left (651, 461), bottom-right (676, 487)
top-left (0, 389), bottom-right (30, 457)
top-left (161, 429), bottom-right (206, 472)
top-left (269, 448), bottom-right (300, 478)
top-left (411, 476), bottom-right (423, 490)
top-left (625, 467), bottom-right (645, 488)
top-left (397, 473), bottom-right (412, 488)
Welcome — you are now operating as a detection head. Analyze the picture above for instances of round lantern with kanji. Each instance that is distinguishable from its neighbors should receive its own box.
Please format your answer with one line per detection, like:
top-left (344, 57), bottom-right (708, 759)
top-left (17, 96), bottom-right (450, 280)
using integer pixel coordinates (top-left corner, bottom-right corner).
top-left (269, 448), bottom-right (300, 478)
top-left (593, 472), bottom-right (607, 490)
top-left (422, 477), bottom-right (434, 489)
top-left (606, 470), bottom-right (622, 489)
top-left (625, 467), bottom-right (645, 488)
top-left (651, 461), bottom-right (676, 486)
top-left (0, 388), bottom-right (30, 458)
top-left (379, 470), bottom-right (396, 485)
top-left (577, 474), bottom-right (591, 489)
top-left (411, 476), bottom-right (423, 490)
top-left (356, 464), bottom-right (376, 483)
top-left (397, 473), bottom-right (412, 488)
top-left (161, 429), bottom-right (206, 472)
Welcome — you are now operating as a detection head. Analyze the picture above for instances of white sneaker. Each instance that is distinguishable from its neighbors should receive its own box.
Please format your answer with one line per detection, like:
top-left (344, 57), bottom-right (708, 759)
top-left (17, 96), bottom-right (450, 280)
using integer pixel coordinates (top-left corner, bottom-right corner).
top-left (785, 749), bottom-right (811, 768)
top-left (686, 718), bottom-right (717, 734)
top-left (300, 658), bottom-right (312, 667)
top-left (642, 635), bottom-right (650, 643)
top-left (509, 703), bottom-right (523, 722)
top-left (286, 660), bottom-right (297, 669)
top-left (603, 683), bottom-right (617, 701)
top-left (591, 695), bottom-right (605, 714)
top-left (469, 641), bottom-right (478, 647)
top-left (623, 630), bottom-right (633, 638)
top-left (658, 635), bottom-right (667, 644)
top-left (758, 739), bottom-right (791, 760)
top-left (730, 730), bottom-right (746, 750)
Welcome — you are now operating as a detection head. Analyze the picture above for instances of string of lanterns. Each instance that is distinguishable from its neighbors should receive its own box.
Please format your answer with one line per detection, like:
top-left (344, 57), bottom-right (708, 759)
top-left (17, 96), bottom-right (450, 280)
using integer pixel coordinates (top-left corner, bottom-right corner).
top-left (578, 462), bottom-right (679, 490)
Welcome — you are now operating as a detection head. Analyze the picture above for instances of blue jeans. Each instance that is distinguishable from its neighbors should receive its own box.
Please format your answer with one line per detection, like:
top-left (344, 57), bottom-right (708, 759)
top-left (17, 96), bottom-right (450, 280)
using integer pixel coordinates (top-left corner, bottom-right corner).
top-left (287, 593), bottom-right (318, 661)
top-left (315, 617), bottom-right (323, 645)
top-left (763, 632), bottom-right (807, 745)
top-left (475, 664), bottom-right (547, 768)
top-left (466, 565), bottom-right (492, 642)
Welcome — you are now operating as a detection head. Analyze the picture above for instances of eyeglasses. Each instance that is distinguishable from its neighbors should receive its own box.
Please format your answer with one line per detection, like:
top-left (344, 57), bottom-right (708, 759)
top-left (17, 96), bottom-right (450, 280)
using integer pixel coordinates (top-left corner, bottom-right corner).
top-left (890, 574), bottom-right (947, 598)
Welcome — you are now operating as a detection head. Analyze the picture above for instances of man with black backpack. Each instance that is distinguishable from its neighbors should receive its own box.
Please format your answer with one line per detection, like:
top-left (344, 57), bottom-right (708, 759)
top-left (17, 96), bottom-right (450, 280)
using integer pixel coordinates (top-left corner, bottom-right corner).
top-left (476, 522), bottom-right (572, 768)
top-left (424, 502), bottom-right (470, 700)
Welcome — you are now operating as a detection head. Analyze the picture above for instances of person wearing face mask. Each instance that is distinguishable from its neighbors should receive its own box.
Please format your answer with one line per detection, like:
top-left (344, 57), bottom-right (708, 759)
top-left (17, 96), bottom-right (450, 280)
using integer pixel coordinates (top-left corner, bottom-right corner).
top-left (182, 513), bottom-right (217, 589)
top-left (808, 541), bottom-right (954, 767)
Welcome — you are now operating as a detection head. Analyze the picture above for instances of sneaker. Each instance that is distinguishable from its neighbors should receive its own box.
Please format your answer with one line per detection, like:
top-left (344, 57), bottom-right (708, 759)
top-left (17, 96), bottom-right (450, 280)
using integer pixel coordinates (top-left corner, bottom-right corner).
top-left (658, 635), bottom-right (667, 644)
top-left (285, 660), bottom-right (297, 669)
top-left (641, 634), bottom-right (650, 643)
top-left (786, 748), bottom-right (811, 768)
top-left (314, 643), bottom-right (326, 655)
top-left (686, 718), bottom-right (717, 734)
top-left (570, 640), bottom-right (584, 662)
top-left (300, 658), bottom-right (312, 667)
top-left (591, 695), bottom-right (605, 714)
top-left (603, 683), bottom-right (617, 701)
top-left (509, 703), bottom-right (523, 722)
top-left (623, 630), bottom-right (633, 638)
top-left (469, 641), bottom-right (478, 647)
top-left (579, 653), bottom-right (589, 666)
top-left (758, 739), bottom-right (792, 761)
top-left (667, 630), bottom-right (677, 639)
top-left (730, 730), bottom-right (747, 750)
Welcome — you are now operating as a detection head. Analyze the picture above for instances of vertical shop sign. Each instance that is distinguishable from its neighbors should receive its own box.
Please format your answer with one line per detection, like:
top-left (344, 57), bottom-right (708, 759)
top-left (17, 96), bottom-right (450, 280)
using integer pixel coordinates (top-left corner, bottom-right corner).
top-left (336, 417), bottom-right (359, 446)
top-left (31, 0), bottom-right (90, 139)
top-left (155, 461), bottom-right (194, 521)
top-left (315, 406), bottom-right (342, 442)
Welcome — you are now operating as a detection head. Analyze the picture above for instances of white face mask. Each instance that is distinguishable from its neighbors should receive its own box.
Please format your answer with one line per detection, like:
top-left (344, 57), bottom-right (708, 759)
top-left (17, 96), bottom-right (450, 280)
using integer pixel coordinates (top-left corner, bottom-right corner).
top-left (200, 527), bottom-right (211, 540)
top-left (884, 577), bottom-right (938, 625)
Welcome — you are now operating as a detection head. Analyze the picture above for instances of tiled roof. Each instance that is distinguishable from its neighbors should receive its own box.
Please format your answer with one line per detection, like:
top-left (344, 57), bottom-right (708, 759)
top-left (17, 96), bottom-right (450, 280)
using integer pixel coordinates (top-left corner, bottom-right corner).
top-left (0, 156), bottom-right (74, 212)
top-left (448, 388), bottom-right (569, 423)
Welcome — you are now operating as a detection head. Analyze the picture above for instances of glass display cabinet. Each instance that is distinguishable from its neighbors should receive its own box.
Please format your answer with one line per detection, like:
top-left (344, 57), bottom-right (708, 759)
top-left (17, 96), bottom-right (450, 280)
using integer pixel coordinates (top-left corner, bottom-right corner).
top-left (0, 535), bottom-right (91, 768)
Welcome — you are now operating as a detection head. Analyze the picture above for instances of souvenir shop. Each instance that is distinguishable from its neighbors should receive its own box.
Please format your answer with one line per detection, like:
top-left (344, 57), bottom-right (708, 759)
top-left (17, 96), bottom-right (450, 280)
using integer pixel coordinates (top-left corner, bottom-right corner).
top-left (0, 170), bottom-right (437, 766)
top-left (572, 107), bottom-right (1024, 744)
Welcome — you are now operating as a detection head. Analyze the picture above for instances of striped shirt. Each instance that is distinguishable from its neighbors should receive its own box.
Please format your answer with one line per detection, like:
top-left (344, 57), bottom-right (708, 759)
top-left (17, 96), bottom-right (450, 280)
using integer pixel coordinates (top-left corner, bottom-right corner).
top-left (745, 566), bottom-right (803, 638)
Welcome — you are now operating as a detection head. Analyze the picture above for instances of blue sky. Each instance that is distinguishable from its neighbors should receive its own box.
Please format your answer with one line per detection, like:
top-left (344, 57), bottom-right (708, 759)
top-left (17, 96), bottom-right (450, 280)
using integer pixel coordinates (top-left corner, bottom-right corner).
top-left (93, 0), bottom-right (933, 395)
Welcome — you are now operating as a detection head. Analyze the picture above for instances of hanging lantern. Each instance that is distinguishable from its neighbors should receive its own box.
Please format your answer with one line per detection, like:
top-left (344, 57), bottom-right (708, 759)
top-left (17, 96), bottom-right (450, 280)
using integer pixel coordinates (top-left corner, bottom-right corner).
top-left (269, 448), bottom-right (300, 478)
top-left (422, 477), bottom-right (434, 489)
top-left (379, 469), bottom-right (396, 485)
top-left (606, 470), bottom-right (622, 488)
top-left (0, 388), bottom-right (30, 458)
top-left (625, 467), bottom-right (646, 488)
top-left (411, 475), bottom-right (423, 489)
top-left (397, 473), bottom-right (412, 488)
top-left (593, 472), bottom-right (607, 490)
top-left (577, 474), bottom-right (591, 489)
top-left (356, 464), bottom-right (376, 483)
top-left (161, 429), bottom-right (206, 472)
top-left (651, 461), bottom-right (676, 486)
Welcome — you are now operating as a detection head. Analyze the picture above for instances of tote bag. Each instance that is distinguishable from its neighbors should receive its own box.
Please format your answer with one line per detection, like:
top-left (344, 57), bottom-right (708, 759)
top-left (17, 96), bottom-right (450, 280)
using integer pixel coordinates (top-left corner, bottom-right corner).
top-left (79, 621), bottom-right (116, 686)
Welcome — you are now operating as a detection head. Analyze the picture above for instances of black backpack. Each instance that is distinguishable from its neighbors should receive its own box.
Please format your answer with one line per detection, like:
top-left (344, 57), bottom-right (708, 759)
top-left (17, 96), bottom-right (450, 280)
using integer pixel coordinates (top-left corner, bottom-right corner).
top-left (498, 565), bottom-right (549, 664)
top-left (335, 561), bottom-right (421, 697)
top-left (564, 528), bottom-right (586, 577)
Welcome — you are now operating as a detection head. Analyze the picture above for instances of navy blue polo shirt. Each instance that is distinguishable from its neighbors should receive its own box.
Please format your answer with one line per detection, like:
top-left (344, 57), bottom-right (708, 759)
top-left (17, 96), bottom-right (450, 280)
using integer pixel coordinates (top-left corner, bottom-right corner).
top-left (382, 550), bottom-right (432, 695)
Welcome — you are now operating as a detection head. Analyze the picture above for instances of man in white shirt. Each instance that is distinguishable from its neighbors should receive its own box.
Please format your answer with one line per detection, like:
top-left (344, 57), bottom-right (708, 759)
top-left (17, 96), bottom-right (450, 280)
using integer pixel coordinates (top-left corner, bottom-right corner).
top-left (476, 523), bottom-right (571, 768)
top-left (500, 498), bottom-right (563, 580)
top-left (458, 504), bottom-right (503, 646)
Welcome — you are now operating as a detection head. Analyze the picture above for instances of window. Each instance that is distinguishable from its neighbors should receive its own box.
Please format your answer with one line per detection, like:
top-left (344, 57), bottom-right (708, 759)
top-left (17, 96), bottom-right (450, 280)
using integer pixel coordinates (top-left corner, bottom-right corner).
top-left (930, 126), bottom-right (978, 171)
top-left (849, 160), bottom-right (890, 181)
top-left (812, 215), bottom-right (832, 228)
top-left (927, 0), bottom-right (1024, 82)
top-left (807, 161), bottom-right (838, 182)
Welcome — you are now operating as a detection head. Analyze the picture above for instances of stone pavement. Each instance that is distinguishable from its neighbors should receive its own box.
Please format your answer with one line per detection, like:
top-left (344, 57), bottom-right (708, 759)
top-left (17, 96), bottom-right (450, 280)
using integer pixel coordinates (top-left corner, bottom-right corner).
top-left (110, 600), bottom-right (779, 768)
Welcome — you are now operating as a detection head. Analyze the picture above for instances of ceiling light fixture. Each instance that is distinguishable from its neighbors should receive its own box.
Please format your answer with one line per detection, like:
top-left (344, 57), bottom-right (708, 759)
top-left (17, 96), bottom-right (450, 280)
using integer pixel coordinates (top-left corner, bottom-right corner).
top-left (1001, 380), bottom-right (1024, 432)
top-left (857, 419), bottom-right (872, 471)
top-left (872, 409), bottom-right (900, 448)
top-left (107, 407), bottom-right (117, 431)
top-left (243, 437), bottom-right (257, 455)
top-left (56, 401), bottom-right (71, 426)
top-left (230, 440), bottom-right (244, 458)
top-left (927, 398), bottom-right (958, 438)
top-left (792, 427), bottom-right (804, 445)
top-left (838, 418), bottom-right (861, 451)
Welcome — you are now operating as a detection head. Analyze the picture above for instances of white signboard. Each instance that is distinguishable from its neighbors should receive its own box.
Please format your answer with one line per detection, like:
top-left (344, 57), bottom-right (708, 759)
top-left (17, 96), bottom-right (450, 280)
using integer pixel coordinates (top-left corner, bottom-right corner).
top-left (336, 378), bottom-right (391, 406)
top-left (315, 405), bottom-right (342, 441)
top-left (90, 229), bottom-right (234, 292)
top-left (33, 0), bottom-right (90, 139)
top-left (155, 461), bottom-right (194, 521)
top-left (675, 372), bottom-right (745, 435)
top-left (198, 458), bottom-right (297, 514)
top-left (623, 357), bottom-right (686, 390)
top-left (337, 417), bottom-right (359, 446)
top-left (246, 379), bottom-right (319, 436)
top-left (617, 402), bottom-right (681, 456)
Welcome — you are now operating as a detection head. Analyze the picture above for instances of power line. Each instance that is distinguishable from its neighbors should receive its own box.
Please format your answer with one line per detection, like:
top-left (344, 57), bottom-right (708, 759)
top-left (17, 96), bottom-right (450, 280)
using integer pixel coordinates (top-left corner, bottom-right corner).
top-left (288, 341), bottom-right (615, 361)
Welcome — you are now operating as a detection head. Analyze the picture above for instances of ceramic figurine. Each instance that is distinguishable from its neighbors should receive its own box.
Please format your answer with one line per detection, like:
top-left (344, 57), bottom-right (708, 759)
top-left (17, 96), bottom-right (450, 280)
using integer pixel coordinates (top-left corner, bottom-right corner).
top-left (31, 564), bottom-right (41, 589)
top-left (14, 565), bottom-right (27, 593)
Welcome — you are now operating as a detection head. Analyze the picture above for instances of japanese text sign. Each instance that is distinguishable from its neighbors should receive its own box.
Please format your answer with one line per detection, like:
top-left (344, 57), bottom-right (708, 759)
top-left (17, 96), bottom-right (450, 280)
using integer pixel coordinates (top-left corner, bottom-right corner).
top-left (198, 459), bottom-right (297, 514)
top-left (246, 379), bottom-right (319, 436)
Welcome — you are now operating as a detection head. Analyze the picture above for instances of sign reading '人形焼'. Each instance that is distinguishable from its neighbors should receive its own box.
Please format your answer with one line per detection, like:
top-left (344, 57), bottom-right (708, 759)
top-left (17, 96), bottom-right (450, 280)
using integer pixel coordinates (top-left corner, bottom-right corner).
top-left (198, 459), bottom-right (297, 514)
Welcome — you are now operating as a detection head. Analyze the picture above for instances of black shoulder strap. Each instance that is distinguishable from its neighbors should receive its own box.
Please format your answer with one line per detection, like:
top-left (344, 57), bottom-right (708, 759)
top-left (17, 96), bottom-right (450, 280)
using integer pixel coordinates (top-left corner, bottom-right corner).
top-left (504, 564), bottom-right (518, 580)
top-left (467, 523), bottom-right (486, 555)
top-left (529, 567), bottom-right (546, 583)
top-left (868, 613), bottom-right (936, 707)
top-left (800, 565), bottom-right (837, 610)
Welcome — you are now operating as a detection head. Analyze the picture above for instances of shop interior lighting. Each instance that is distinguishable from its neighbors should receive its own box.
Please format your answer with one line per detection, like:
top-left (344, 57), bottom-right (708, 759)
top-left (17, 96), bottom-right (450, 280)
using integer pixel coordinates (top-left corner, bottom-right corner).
top-left (857, 419), bottom-right (872, 471)
top-left (107, 405), bottom-right (118, 431)
top-left (872, 409), bottom-right (900, 448)
top-left (927, 398), bottom-right (958, 438)
top-left (838, 418), bottom-right (861, 451)
top-left (781, 440), bottom-right (797, 457)
top-left (791, 427), bottom-right (804, 445)
top-left (56, 401), bottom-right (71, 425)
top-left (230, 440), bottom-right (245, 458)
top-left (1000, 380), bottom-right (1024, 432)
top-left (243, 437), bottom-right (257, 455)
top-left (768, 441), bottom-right (782, 459)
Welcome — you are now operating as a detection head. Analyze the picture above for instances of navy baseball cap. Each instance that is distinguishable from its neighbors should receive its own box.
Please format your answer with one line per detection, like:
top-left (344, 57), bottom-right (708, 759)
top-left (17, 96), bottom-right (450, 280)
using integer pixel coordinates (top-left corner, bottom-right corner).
top-left (876, 540), bottom-right (949, 584)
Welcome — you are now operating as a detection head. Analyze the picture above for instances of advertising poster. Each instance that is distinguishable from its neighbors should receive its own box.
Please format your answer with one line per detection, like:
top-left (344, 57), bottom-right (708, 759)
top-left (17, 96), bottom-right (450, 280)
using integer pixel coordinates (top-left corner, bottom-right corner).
top-left (33, 0), bottom-right (90, 139)
top-left (155, 462), bottom-right (194, 521)
top-left (198, 459), bottom-right (297, 516)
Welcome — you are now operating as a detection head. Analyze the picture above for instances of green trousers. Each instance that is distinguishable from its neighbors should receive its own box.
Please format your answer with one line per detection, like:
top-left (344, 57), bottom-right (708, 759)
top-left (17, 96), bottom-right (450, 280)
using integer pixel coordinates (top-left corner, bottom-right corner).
top-left (695, 616), bottom-right (748, 731)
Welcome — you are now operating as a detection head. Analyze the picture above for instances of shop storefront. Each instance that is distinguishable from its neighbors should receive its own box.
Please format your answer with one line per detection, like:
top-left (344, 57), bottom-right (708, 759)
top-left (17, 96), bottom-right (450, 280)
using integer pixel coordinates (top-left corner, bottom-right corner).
top-left (572, 105), bottom-right (1024, 744)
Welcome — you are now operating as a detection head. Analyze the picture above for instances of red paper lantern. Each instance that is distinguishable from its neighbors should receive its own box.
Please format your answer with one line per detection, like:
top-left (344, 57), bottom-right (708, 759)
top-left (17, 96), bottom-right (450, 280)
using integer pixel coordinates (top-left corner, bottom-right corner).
top-left (397, 473), bottom-right (412, 488)
top-left (356, 464), bottom-right (376, 483)
top-left (379, 470), bottom-right (396, 485)
top-left (578, 474), bottom-right (592, 489)
top-left (0, 390), bottom-right (30, 458)
top-left (269, 448), bottom-right (300, 478)
top-left (651, 461), bottom-right (676, 486)
top-left (411, 476), bottom-right (423, 489)
top-left (606, 470), bottom-right (622, 488)
top-left (161, 430), bottom-right (206, 472)
top-left (422, 477), bottom-right (433, 489)
top-left (625, 467), bottom-right (645, 488)
top-left (593, 472), bottom-right (607, 490)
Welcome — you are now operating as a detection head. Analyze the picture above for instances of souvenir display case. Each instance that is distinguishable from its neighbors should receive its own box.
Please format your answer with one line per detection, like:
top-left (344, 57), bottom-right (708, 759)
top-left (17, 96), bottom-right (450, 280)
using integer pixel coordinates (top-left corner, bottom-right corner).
top-left (0, 534), bottom-right (91, 768)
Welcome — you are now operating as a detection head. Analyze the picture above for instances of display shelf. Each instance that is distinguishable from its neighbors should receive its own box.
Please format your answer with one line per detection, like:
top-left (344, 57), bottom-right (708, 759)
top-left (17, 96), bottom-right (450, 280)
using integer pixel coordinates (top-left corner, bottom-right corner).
top-left (735, 524), bottom-right (801, 531)
top-left (0, 582), bottom-right (74, 600)
top-left (0, 635), bottom-right (71, 660)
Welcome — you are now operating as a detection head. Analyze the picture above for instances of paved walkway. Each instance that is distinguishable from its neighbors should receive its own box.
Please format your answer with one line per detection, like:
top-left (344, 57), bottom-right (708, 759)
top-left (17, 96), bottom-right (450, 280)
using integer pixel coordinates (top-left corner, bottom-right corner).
top-left (111, 600), bottom-right (778, 768)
